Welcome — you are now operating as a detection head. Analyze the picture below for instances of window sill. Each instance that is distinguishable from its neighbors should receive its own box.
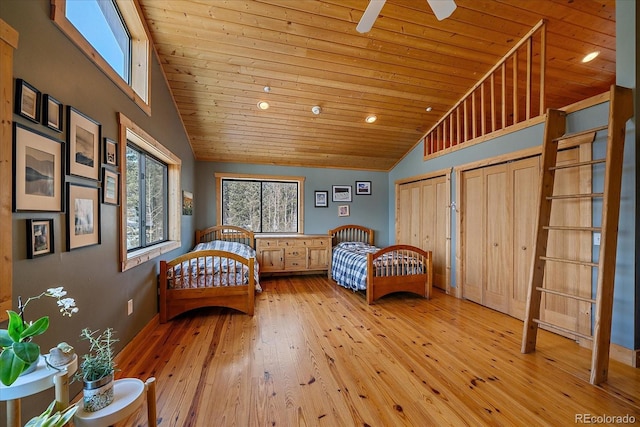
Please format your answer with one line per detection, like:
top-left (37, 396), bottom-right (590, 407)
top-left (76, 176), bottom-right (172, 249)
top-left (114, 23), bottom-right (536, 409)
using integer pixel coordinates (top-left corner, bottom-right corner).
top-left (121, 240), bottom-right (180, 272)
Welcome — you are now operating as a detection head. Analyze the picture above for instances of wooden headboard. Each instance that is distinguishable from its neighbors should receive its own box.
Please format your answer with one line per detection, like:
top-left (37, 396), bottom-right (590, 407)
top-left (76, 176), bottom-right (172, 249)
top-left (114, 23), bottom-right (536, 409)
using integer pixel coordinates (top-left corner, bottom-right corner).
top-left (195, 225), bottom-right (255, 249)
top-left (328, 224), bottom-right (374, 246)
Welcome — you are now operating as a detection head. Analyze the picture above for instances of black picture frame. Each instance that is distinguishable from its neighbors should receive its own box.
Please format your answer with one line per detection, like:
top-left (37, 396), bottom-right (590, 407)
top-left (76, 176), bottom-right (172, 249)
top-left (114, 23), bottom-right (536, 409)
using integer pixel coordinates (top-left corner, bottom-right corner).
top-left (15, 79), bottom-right (41, 123)
top-left (104, 137), bottom-right (118, 168)
top-left (102, 168), bottom-right (120, 205)
top-left (13, 123), bottom-right (64, 212)
top-left (43, 94), bottom-right (63, 132)
top-left (26, 219), bottom-right (54, 258)
top-left (332, 185), bottom-right (352, 202)
top-left (355, 181), bottom-right (372, 195)
top-left (314, 190), bottom-right (328, 207)
top-left (67, 182), bottom-right (101, 250)
top-left (67, 106), bottom-right (101, 181)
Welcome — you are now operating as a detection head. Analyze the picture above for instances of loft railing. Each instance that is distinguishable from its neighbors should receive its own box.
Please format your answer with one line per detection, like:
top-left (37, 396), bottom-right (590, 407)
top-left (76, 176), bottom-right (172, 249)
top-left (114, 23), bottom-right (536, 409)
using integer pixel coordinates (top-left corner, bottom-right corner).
top-left (423, 20), bottom-right (546, 158)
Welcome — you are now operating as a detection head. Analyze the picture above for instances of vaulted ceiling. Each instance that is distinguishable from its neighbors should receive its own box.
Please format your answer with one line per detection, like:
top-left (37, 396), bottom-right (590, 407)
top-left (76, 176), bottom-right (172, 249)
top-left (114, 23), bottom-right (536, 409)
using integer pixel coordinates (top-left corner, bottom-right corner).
top-left (138, 0), bottom-right (616, 171)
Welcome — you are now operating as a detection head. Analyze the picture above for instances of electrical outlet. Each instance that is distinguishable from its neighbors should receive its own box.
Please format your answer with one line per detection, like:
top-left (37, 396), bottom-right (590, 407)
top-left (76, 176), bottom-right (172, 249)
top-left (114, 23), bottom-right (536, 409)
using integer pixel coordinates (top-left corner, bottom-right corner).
top-left (127, 299), bottom-right (133, 315)
top-left (593, 232), bottom-right (601, 246)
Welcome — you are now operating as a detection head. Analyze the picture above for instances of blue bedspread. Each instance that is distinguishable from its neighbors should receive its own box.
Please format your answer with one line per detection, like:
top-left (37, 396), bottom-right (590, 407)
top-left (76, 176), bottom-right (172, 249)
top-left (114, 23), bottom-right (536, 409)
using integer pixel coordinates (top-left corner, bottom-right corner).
top-left (331, 242), bottom-right (379, 291)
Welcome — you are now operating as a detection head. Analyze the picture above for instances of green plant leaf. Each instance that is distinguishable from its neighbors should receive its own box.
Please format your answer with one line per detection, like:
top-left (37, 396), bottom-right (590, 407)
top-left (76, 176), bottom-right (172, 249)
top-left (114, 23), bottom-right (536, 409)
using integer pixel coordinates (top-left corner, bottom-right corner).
top-left (0, 347), bottom-right (27, 386)
top-left (6, 311), bottom-right (25, 342)
top-left (13, 341), bottom-right (41, 364)
top-left (21, 316), bottom-right (49, 339)
top-left (0, 329), bottom-right (12, 347)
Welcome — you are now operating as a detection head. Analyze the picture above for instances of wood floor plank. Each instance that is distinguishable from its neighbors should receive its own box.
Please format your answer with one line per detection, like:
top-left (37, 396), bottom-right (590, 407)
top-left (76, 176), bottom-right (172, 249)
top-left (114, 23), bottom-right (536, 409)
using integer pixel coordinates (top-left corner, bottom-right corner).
top-left (113, 275), bottom-right (640, 426)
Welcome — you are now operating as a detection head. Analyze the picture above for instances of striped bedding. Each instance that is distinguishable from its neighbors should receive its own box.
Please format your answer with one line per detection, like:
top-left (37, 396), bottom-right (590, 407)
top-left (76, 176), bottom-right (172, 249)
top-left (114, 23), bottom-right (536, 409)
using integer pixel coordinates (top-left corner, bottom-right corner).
top-left (331, 241), bottom-right (425, 292)
top-left (167, 240), bottom-right (261, 291)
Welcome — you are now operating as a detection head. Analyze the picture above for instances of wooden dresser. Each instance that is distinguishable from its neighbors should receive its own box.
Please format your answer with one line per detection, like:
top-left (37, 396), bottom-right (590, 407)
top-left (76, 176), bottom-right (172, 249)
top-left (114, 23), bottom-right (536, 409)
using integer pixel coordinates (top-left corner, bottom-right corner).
top-left (256, 234), bottom-right (331, 275)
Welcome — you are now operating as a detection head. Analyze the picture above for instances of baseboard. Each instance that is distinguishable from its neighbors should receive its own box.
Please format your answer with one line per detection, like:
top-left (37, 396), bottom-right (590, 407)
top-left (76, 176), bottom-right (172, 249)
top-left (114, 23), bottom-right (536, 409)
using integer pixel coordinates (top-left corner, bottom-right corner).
top-left (115, 313), bottom-right (160, 365)
top-left (579, 338), bottom-right (639, 368)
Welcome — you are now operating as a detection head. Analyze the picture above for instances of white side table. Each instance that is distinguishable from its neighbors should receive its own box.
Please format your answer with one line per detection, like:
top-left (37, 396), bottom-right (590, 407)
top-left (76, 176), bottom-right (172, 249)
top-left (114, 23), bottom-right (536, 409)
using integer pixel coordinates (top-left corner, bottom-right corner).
top-left (74, 377), bottom-right (157, 427)
top-left (0, 354), bottom-right (78, 427)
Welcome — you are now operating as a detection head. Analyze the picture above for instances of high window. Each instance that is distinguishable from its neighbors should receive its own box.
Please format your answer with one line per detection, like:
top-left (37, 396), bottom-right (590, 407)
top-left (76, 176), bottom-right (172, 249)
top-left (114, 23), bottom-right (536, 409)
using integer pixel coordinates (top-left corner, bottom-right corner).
top-left (216, 174), bottom-right (305, 233)
top-left (51, 0), bottom-right (150, 113)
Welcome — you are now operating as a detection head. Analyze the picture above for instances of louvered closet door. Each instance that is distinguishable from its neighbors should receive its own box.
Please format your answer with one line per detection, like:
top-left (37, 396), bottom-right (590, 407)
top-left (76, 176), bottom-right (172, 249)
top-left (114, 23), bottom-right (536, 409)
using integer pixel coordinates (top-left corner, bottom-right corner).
top-left (461, 169), bottom-right (484, 304)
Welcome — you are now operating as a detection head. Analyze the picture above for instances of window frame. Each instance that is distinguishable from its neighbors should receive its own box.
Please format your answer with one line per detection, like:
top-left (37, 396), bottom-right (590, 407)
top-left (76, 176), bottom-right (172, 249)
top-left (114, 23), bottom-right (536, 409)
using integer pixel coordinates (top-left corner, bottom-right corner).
top-left (51, 0), bottom-right (151, 115)
top-left (215, 173), bottom-right (305, 234)
top-left (118, 113), bottom-right (180, 271)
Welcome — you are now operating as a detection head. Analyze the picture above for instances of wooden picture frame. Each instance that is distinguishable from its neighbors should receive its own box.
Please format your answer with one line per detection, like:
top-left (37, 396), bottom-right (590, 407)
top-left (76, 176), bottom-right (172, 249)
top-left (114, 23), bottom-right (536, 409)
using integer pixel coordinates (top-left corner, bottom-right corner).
top-left (314, 190), bottom-right (328, 207)
top-left (102, 168), bottom-right (120, 205)
top-left (338, 205), bottom-right (350, 217)
top-left (104, 137), bottom-right (118, 167)
top-left (182, 190), bottom-right (193, 215)
top-left (67, 182), bottom-right (101, 250)
top-left (43, 94), bottom-right (63, 132)
top-left (26, 219), bottom-right (54, 258)
top-left (13, 123), bottom-right (64, 212)
top-left (67, 106), bottom-right (101, 180)
top-left (332, 185), bottom-right (352, 202)
top-left (355, 181), bottom-right (372, 195)
top-left (15, 78), bottom-right (41, 123)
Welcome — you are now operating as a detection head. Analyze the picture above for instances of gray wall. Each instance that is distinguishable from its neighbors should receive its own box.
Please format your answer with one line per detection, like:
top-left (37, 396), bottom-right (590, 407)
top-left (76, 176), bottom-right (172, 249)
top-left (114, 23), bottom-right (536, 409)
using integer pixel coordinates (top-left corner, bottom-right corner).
top-left (2, 0), bottom-right (195, 420)
top-left (388, 1), bottom-right (637, 351)
top-left (195, 162), bottom-right (390, 246)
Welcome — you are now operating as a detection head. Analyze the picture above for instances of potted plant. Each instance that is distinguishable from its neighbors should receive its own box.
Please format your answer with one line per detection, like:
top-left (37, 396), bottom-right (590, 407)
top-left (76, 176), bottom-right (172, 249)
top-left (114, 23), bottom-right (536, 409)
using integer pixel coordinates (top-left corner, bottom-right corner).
top-left (0, 287), bottom-right (78, 386)
top-left (75, 328), bottom-right (118, 412)
top-left (25, 399), bottom-right (78, 427)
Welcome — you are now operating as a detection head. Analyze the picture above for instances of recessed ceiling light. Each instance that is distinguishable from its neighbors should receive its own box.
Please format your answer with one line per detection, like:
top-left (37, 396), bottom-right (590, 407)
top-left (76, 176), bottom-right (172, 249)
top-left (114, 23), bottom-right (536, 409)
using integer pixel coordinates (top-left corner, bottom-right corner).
top-left (425, 106), bottom-right (433, 112)
top-left (257, 101), bottom-right (270, 110)
top-left (365, 115), bottom-right (377, 123)
top-left (263, 86), bottom-right (271, 93)
top-left (582, 51), bottom-right (599, 63)
top-left (311, 106), bottom-right (322, 115)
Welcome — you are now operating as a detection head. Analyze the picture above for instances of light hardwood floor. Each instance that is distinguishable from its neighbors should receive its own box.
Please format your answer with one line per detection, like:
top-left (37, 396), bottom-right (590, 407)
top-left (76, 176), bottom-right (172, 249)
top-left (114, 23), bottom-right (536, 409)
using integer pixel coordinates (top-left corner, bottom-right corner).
top-left (116, 275), bottom-right (640, 426)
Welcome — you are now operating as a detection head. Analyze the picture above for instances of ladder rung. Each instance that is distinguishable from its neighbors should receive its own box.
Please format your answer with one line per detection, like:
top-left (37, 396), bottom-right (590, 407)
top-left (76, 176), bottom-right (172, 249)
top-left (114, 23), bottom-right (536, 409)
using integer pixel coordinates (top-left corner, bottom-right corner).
top-left (546, 193), bottom-right (604, 200)
top-left (552, 125), bottom-right (608, 143)
top-left (533, 319), bottom-right (593, 341)
top-left (540, 256), bottom-right (598, 267)
top-left (543, 226), bottom-right (601, 232)
top-left (535, 287), bottom-right (596, 304)
top-left (550, 159), bottom-right (606, 171)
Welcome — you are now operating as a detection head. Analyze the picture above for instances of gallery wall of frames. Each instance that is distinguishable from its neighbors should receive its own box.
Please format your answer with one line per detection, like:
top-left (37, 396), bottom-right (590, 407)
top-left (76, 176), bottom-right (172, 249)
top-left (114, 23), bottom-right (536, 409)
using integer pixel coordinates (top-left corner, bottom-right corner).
top-left (14, 77), bottom-right (120, 258)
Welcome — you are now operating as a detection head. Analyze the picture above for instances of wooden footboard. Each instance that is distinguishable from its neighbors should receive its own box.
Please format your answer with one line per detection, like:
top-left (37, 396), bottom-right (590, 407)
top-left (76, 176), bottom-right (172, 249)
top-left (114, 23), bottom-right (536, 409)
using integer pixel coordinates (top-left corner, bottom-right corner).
top-left (366, 245), bottom-right (433, 304)
top-left (159, 250), bottom-right (255, 323)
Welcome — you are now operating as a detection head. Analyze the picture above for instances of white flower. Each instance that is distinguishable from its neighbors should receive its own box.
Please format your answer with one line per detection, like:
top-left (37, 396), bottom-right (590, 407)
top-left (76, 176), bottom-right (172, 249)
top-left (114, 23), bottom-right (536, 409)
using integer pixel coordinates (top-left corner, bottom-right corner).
top-left (46, 287), bottom-right (67, 298)
top-left (57, 297), bottom-right (78, 317)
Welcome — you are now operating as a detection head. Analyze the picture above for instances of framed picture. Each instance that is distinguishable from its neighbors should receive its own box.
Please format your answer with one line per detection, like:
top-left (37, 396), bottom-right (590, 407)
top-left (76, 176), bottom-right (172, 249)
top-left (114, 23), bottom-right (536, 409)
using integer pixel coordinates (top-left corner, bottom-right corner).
top-left (104, 137), bottom-right (118, 167)
top-left (182, 190), bottom-right (193, 215)
top-left (314, 190), bottom-right (328, 207)
top-left (15, 79), bottom-right (41, 123)
top-left (26, 219), bottom-right (54, 258)
top-left (67, 182), bottom-right (101, 250)
top-left (102, 168), bottom-right (119, 205)
top-left (332, 185), bottom-right (352, 202)
top-left (356, 181), bottom-right (372, 195)
top-left (338, 205), bottom-right (350, 217)
top-left (13, 123), bottom-right (64, 212)
top-left (67, 106), bottom-right (101, 180)
top-left (43, 94), bottom-right (63, 132)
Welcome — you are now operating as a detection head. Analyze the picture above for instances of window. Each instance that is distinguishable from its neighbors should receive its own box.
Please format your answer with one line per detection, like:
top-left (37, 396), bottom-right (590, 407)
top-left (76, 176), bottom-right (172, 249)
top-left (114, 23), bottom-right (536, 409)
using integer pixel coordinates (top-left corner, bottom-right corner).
top-left (216, 173), bottom-right (305, 233)
top-left (126, 145), bottom-right (168, 251)
top-left (118, 113), bottom-right (181, 271)
top-left (51, 0), bottom-right (150, 114)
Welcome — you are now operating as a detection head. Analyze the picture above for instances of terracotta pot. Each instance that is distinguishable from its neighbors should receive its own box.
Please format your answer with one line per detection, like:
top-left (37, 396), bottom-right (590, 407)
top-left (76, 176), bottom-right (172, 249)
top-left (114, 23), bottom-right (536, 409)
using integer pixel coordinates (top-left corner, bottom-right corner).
top-left (82, 371), bottom-right (114, 412)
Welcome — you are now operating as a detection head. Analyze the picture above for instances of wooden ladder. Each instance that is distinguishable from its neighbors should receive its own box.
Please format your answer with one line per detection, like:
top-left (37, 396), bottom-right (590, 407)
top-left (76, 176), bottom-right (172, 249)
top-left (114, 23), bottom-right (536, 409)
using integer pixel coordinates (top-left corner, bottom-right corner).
top-left (521, 85), bottom-right (633, 385)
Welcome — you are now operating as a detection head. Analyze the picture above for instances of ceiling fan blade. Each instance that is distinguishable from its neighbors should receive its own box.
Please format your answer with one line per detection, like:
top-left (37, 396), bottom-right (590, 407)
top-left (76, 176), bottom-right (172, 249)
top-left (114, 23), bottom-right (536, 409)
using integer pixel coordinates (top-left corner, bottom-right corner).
top-left (426, 0), bottom-right (457, 21)
top-left (356, 0), bottom-right (386, 33)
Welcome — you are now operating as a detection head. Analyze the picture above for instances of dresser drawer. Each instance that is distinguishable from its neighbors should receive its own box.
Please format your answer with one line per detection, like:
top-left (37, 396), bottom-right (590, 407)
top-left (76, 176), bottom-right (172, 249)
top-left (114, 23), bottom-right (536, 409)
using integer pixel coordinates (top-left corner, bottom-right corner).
top-left (285, 256), bottom-right (306, 270)
top-left (285, 247), bottom-right (305, 257)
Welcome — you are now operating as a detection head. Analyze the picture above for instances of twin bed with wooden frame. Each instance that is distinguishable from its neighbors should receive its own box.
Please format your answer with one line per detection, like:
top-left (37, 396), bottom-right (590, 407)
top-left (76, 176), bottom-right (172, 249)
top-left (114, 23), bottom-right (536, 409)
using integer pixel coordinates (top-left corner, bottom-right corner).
top-left (328, 224), bottom-right (433, 304)
top-left (159, 225), bottom-right (260, 323)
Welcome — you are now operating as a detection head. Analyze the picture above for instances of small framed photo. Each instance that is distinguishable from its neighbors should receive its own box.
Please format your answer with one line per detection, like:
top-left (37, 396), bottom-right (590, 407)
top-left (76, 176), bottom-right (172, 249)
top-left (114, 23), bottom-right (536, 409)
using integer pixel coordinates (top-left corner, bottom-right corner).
top-left (15, 79), bottom-right (41, 123)
top-left (182, 190), bottom-right (193, 215)
top-left (102, 168), bottom-right (119, 205)
top-left (332, 185), bottom-right (352, 202)
top-left (104, 137), bottom-right (118, 167)
top-left (356, 181), bottom-right (372, 195)
top-left (67, 106), bottom-right (101, 180)
top-left (314, 190), bottom-right (328, 208)
top-left (26, 219), bottom-right (54, 258)
top-left (13, 123), bottom-right (64, 212)
top-left (67, 182), bottom-right (101, 251)
top-left (338, 205), bottom-right (350, 217)
top-left (43, 94), bottom-right (63, 132)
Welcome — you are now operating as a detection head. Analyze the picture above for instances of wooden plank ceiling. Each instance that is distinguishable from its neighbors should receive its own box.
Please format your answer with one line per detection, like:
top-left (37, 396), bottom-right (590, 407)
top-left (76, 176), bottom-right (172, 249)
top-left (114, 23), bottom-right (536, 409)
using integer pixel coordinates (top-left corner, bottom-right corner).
top-left (139, 0), bottom-right (615, 171)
